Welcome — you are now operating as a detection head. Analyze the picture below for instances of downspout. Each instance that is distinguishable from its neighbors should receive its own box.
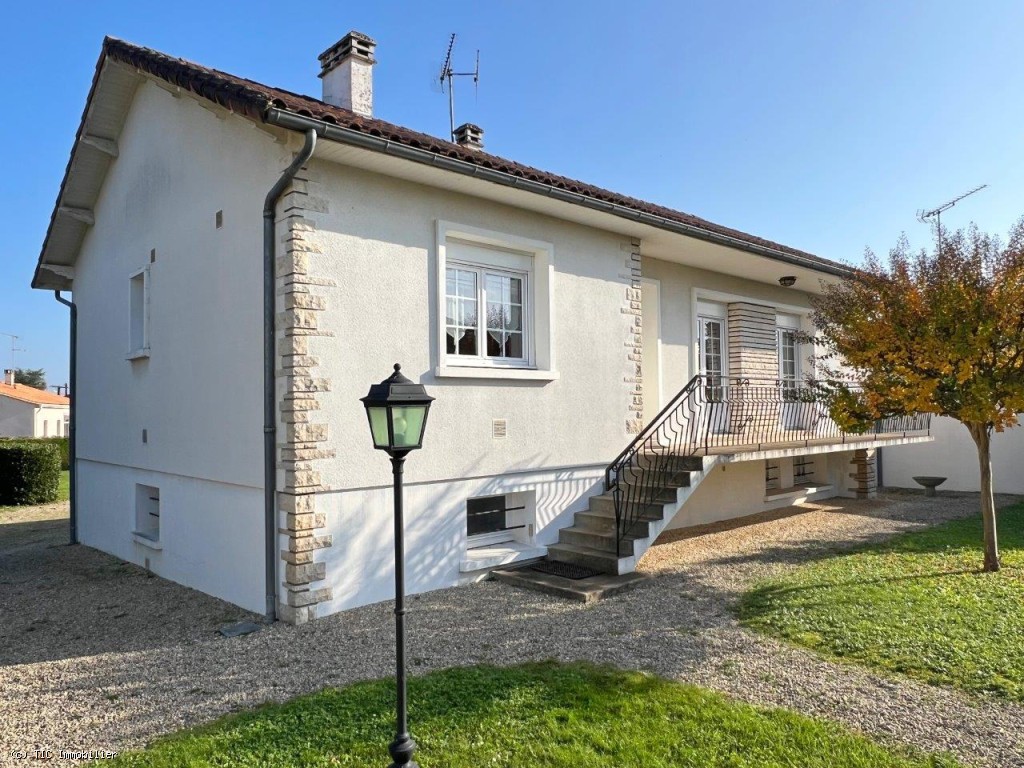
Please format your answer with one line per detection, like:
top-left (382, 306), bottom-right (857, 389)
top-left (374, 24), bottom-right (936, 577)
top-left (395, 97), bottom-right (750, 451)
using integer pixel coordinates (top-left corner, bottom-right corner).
top-left (53, 291), bottom-right (77, 544)
top-left (263, 129), bottom-right (317, 622)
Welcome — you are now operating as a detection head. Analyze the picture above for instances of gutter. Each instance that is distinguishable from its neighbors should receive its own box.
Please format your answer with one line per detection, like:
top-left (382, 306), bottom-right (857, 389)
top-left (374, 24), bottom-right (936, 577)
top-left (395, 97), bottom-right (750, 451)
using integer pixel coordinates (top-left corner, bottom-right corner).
top-left (263, 129), bottom-right (317, 622)
top-left (53, 291), bottom-right (77, 545)
top-left (263, 108), bottom-right (851, 279)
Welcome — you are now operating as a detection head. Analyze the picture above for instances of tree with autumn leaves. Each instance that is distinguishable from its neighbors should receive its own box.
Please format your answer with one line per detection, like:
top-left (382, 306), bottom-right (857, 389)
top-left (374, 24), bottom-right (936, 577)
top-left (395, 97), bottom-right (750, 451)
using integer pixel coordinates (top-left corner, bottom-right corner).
top-left (812, 220), bottom-right (1024, 573)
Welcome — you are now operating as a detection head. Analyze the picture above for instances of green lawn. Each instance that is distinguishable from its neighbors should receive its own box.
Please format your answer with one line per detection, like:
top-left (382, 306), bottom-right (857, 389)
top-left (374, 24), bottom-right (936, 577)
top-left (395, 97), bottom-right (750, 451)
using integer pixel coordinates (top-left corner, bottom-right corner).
top-left (112, 662), bottom-right (956, 767)
top-left (739, 503), bottom-right (1024, 701)
top-left (58, 470), bottom-right (70, 502)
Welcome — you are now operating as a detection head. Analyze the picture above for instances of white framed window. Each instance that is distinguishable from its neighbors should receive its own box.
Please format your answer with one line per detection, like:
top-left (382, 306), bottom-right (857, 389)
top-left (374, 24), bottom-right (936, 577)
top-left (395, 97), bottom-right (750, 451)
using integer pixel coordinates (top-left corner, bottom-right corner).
top-left (436, 221), bottom-right (556, 381)
top-left (777, 314), bottom-right (801, 398)
top-left (127, 266), bottom-right (150, 360)
top-left (465, 490), bottom-right (535, 548)
top-left (446, 264), bottom-right (528, 364)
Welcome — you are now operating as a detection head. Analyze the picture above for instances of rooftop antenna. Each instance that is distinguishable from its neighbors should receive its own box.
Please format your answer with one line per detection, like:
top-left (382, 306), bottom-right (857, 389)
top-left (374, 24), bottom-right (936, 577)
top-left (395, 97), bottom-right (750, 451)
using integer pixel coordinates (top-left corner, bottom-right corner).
top-left (436, 33), bottom-right (479, 142)
top-left (917, 184), bottom-right (988, 253)
top-left (0, 332), bottom-right (23, 371)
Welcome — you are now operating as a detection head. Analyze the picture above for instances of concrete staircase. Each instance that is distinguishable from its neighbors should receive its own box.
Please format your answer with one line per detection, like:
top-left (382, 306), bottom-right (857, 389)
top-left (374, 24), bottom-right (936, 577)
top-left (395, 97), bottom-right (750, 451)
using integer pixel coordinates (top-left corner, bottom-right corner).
top-left (544, 452), bottom-right (717, 575)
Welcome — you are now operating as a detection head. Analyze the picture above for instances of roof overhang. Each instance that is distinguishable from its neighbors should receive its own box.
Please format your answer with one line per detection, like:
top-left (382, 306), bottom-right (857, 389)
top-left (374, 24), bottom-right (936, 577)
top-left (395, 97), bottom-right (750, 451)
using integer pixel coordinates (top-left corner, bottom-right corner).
top-left (33, 58), bottom-right (142, 290)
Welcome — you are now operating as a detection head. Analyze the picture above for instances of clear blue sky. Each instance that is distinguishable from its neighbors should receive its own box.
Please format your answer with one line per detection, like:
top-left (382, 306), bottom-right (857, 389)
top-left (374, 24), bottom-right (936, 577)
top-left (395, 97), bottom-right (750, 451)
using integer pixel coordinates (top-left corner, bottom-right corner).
top-left (3, 1), bottom-right (1022, 387)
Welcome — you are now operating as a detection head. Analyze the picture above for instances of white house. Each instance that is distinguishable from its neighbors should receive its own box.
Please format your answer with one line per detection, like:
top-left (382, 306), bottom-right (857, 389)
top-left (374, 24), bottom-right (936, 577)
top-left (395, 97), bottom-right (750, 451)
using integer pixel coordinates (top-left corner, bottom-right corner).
top-left (31, 33), bottom-right (931, 623)
top-left (0, 369), bottom-right (70, 438)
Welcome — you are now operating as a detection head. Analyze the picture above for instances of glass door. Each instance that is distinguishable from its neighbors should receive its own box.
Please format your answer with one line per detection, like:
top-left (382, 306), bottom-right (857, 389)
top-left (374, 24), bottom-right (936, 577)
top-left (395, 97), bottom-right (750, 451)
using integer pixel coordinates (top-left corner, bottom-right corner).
top-left (698, 316), bottom-right (729, 434)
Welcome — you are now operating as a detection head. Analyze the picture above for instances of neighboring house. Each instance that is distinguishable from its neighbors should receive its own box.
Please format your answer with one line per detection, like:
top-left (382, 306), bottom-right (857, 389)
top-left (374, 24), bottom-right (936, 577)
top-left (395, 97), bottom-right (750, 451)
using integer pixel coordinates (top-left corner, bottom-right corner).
top-left (0, 369), bottom-right (70, 438)
top-left (31, 33), bottom-right (931, 623)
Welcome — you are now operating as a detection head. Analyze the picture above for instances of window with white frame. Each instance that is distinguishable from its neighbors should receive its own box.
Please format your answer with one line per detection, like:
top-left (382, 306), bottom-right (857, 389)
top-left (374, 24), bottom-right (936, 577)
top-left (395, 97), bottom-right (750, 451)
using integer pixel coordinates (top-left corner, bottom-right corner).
top-left (446, 264), bottom-right (527, 363)
top-left (777, 314), bottom-right (801, 398)
top-left (128, 267), bottom-right (150, 358)
top-left (437, 222), bottom-right (555, 378)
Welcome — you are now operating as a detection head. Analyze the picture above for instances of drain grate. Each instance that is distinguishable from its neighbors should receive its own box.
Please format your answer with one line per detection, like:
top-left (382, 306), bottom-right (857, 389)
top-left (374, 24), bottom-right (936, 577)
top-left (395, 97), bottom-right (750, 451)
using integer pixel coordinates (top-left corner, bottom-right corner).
top-left (531, 560), bottom-right (604, 580)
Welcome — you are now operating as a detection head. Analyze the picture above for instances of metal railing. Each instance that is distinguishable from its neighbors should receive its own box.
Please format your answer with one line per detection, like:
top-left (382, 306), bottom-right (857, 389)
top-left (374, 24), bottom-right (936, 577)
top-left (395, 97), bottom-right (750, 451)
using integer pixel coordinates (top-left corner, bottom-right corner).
top-left (604, 376), bottom-right (931, 557)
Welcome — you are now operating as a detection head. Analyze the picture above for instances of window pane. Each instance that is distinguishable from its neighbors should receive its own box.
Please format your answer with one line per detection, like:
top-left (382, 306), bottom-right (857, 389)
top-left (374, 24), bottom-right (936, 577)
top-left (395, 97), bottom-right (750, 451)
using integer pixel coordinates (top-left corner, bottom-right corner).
top-left (458, 328), bottom-right (477, 355)
top-left (458, 271), bottom-right (477, 298)
top-left (506, 332), bottom-right (523, 359)
top-left (446, 329), bottom-right (456, 354)
top-left (507, 305), bottom-right (522, 332)
top-left (485, 273), bottom-right (503, 299)
top-left (460, 299), bottom-right (477, 328)
top-left (445, 298), bottom-right (456, 326)
top-left (445, 269), bottom-right (457, 298)
top-left (509, 277), bottom-right (522, 304)
top-left (487, 330), bottom-right (502, 357)
top-left (486, 302), bottom-right (503, 331)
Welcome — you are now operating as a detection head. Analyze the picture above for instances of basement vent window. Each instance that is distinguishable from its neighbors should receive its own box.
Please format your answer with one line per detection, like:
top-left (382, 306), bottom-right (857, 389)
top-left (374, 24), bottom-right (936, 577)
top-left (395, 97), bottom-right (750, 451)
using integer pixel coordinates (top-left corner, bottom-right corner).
top-left (466, 490), bottom-right (536, 548)
top-left (134, 484), bottom-right (160, 542)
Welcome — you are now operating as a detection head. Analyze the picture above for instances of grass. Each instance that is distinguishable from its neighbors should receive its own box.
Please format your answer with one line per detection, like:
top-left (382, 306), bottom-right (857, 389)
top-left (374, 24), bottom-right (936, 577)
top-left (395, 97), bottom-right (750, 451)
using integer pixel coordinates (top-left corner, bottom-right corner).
top-left (739, 503), bottom-right (1024, 701)
top-left (58, 470), bottom-right (69, 502)
top-left (111, 662), bottom-right (958, 767)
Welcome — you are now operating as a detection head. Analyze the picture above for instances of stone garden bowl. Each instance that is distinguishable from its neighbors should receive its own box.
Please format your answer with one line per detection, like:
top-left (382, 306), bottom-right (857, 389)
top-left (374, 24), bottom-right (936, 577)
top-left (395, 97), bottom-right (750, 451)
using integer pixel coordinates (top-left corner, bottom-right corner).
top-left (912, 476), bottom-right (947, 497)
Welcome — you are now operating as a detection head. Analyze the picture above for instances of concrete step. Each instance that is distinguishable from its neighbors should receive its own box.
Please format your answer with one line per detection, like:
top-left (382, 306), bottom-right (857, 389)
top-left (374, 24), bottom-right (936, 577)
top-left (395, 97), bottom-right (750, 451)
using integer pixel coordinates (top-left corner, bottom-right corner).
top-left (589, 494), bottom-right (669, 518)
top-left (634, 453), bottom-right (705, 472)
top-left (559, 525), bottom-right (639, 555)
top-left (574, 508), bottom-right (658, 538)
top-left (491, 565), bottom-right (648, 604)
top-left (546, 542), bottom-right (622, 575)
top-left (618, 467), bottom-right (693, 488)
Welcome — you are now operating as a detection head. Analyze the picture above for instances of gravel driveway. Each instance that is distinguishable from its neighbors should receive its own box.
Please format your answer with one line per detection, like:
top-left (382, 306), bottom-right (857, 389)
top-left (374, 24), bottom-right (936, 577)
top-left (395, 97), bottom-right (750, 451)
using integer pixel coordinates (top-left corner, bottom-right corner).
top-left (2, 491), bottom-right (1023, 766)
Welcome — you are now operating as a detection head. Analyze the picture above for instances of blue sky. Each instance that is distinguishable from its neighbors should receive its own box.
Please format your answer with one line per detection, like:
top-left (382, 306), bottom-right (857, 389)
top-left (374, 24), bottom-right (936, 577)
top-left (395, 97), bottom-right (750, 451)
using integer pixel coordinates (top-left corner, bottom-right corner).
top-left (3, 1), bottom-right (1022, 386)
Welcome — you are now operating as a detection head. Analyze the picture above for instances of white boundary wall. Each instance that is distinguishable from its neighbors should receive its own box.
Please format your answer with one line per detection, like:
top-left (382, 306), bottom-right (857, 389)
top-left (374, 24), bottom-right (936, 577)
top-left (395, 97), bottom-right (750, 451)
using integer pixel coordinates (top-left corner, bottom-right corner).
top-left (882, 415), bottom-right (1024, 494)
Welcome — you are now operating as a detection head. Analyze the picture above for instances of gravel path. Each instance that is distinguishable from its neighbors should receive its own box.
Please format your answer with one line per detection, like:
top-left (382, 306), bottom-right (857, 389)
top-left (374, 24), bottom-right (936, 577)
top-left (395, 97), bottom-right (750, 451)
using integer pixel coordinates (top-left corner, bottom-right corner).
top-left (2, 491), bottom-right (1023, 766)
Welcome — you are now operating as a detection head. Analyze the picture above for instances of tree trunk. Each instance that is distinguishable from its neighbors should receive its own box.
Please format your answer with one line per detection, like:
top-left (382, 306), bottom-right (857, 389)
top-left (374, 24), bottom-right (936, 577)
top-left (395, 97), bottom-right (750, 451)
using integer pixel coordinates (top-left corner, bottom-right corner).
top-left (967, 422), bottom-right (1000, 572)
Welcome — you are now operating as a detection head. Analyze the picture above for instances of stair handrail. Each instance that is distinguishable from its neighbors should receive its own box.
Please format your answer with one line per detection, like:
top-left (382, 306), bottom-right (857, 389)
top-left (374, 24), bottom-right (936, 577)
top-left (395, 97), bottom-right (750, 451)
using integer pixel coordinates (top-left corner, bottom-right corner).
top-left (605, 375), bottom-right (705, 557)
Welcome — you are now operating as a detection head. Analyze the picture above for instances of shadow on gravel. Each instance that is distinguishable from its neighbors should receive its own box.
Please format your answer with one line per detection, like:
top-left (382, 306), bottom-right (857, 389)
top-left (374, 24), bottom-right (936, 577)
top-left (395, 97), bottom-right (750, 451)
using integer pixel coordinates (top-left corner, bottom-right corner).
top-left (0, 513), bottom-right (254, 667)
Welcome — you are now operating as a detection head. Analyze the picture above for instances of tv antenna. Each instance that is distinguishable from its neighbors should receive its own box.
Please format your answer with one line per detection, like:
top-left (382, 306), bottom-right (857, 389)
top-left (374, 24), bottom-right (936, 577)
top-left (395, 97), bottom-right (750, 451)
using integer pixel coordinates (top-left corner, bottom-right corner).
top-left (917, 184), bottom-right (988, 253)
top-left (436, 33), bottom-right (479, 142)
top-left (0, 332), bottom-right (23, 371)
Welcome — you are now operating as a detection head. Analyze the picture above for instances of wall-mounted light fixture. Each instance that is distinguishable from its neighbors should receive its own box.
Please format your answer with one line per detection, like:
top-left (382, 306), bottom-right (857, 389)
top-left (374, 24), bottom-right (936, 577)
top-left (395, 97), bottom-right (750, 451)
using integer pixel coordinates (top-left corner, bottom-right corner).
top-left (778, 276), bottom-right (797, 287)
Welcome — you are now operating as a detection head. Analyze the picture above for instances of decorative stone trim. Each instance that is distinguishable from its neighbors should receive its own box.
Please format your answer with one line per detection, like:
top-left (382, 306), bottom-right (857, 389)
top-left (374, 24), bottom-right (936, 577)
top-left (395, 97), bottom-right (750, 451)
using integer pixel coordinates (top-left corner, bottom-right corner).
top-left (622, 239), bottom-right (643, 434)
top-left (274, 163), bottom-right (336, 625)
top-left (727, 302), bottom-right (777, 380)
top-left (849, 448), bottom-right (878, 499)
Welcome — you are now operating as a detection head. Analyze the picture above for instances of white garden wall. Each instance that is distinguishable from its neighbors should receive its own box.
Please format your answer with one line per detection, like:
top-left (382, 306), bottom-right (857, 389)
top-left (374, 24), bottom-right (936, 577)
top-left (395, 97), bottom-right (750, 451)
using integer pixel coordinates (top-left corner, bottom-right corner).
top-left (882, 416), bottom-right (1024, 494)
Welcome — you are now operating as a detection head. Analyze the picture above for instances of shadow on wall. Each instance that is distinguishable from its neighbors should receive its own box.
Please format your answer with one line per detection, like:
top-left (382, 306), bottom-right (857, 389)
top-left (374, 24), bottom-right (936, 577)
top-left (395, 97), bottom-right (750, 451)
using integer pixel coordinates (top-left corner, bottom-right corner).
top-left (324, 451), bottom-right (603, 611)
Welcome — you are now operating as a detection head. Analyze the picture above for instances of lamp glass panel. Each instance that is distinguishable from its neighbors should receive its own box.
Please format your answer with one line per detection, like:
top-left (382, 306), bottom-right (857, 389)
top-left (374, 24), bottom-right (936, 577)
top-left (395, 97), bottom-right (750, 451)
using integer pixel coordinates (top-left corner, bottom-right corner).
top-left (391, 405), bottom-right (427, 448)
top-left (367, 406), bottom-right (390, 448)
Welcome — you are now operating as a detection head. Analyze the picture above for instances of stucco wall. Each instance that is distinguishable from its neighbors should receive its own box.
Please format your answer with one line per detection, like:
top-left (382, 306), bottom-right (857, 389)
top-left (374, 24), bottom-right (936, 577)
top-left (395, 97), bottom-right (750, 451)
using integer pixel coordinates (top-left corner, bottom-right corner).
top-left (0, 398), bottom-right (35, 437)
top-left (72, 80), bottom-right (286, 484)
top-left (882, 416), bottom-right (1024, 494)
top-left (304, 161), bottom-right (637, 492)
top-left (33, 404), bottom-right (69, 438)
top-left (69, 81), bottom-right (289, 610)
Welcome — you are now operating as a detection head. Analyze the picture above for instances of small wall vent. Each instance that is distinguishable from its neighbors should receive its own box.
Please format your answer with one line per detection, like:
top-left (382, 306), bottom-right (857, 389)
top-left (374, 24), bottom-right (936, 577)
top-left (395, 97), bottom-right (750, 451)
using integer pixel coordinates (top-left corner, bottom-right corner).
top-left (491, 418), bottom-right (508, 439)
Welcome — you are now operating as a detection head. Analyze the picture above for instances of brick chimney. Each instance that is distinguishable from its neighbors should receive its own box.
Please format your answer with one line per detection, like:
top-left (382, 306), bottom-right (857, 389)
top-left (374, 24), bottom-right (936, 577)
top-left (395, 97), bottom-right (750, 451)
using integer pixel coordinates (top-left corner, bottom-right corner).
top-left (3, 369), bottom-right (14, 386)
top-left (453, 123), bottom-right (484, 151)
top-left (318, 31), bottom-right (376, 117)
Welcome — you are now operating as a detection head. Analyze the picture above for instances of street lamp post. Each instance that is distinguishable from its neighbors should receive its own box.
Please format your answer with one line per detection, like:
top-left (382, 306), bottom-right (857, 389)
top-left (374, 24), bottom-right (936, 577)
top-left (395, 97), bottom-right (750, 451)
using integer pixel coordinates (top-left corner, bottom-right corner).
top-left (361, 363), bottom-right (434, 768)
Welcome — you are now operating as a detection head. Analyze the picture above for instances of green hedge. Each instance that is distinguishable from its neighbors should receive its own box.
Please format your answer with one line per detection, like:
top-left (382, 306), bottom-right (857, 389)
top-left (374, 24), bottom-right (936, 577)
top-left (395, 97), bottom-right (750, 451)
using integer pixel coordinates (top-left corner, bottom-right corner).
top-left (0, 436), bottom-right (69, 470)
top-left (0, 442), bottom-right (61, 505)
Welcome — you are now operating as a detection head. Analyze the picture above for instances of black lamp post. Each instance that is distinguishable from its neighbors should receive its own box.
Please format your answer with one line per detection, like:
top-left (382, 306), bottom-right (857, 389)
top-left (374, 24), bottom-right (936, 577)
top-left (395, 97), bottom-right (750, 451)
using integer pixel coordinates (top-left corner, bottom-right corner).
top-left (361, 363), bottom-right (434, 768)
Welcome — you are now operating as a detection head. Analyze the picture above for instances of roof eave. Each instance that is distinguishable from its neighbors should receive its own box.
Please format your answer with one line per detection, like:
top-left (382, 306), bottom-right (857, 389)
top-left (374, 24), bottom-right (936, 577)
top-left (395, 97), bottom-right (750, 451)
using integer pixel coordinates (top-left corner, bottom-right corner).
top-left (264, 107), bottom-right (854, 280)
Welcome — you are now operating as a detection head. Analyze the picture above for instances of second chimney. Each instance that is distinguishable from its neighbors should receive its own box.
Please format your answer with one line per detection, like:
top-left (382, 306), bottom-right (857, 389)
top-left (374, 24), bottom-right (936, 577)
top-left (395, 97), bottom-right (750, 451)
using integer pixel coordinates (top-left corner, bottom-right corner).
top-left (454, 123), bottom-right (484, 151)
top-left (318, 31), bottom-right (376, 117)
top-left (3, 369), bottom-right (14, 386)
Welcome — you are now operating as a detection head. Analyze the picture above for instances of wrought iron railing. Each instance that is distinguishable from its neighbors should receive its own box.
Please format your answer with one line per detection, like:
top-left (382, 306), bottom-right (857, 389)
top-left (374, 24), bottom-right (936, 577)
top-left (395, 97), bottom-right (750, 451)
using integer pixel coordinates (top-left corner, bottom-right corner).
top-left (604, 376), bottom-right (931, 557)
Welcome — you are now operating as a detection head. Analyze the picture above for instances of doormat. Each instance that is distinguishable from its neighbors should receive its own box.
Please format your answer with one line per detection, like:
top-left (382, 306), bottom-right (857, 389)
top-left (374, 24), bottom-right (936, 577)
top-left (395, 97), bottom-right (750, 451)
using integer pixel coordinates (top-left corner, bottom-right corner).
top-left (531, 560), bottom-right (604, 580)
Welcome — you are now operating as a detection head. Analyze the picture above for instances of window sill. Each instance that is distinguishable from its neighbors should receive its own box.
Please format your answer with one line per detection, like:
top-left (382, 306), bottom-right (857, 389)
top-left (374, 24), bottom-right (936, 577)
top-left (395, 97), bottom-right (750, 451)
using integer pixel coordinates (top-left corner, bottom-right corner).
top-left (132, 532), bottom-right (162, 550)
top-left (435, 365), bottom-right (559, 381)
top-left (126, 348), bottom-right (150, 361)
top-left (459, 542), bottom-right (547, 573)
